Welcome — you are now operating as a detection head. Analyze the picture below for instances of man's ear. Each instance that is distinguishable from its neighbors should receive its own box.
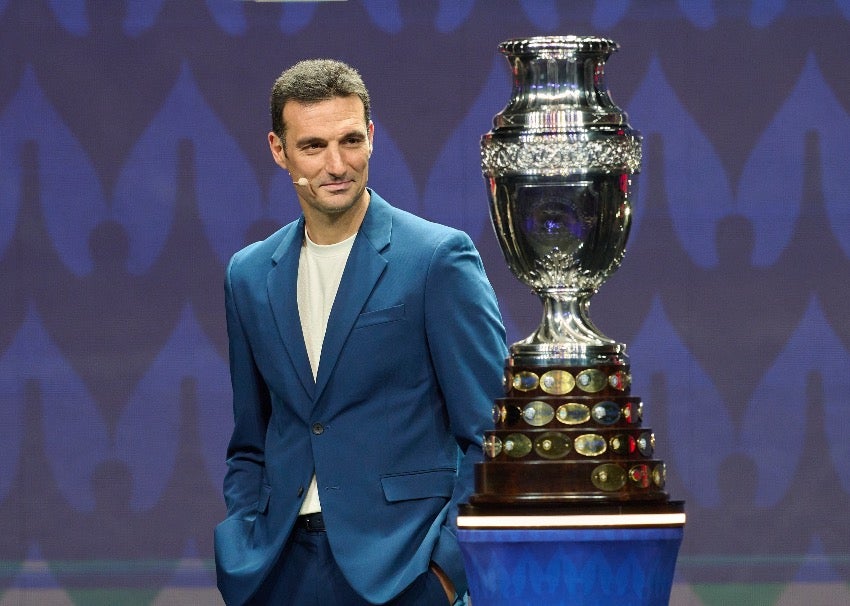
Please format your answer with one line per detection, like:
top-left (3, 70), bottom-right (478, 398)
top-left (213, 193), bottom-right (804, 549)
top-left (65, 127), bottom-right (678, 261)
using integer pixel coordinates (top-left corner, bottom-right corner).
top-left (268, 132), bottom-right (288, 170)
top-left (367, 121), bottom-right (374, 156)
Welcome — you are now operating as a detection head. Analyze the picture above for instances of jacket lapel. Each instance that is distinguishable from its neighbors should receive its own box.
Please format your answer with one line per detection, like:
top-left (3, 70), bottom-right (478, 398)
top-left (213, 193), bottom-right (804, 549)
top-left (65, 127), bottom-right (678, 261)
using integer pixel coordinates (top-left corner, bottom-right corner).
top-left (267, 217), bottom-right (315, 401)
top-left (313, 192), bottom-right (391, 403)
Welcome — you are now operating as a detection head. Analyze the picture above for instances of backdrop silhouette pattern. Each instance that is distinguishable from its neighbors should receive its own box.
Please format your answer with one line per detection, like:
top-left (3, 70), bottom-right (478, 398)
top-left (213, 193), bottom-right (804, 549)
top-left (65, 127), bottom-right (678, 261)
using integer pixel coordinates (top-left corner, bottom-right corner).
top-left (1, 1), bottom-right (850, 604)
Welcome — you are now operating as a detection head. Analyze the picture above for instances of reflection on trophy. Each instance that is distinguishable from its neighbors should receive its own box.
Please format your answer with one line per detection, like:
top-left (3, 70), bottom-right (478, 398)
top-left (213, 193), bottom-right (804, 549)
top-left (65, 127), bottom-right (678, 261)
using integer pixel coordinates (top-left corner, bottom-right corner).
top-left (458, 36), bottom-right (685, 605)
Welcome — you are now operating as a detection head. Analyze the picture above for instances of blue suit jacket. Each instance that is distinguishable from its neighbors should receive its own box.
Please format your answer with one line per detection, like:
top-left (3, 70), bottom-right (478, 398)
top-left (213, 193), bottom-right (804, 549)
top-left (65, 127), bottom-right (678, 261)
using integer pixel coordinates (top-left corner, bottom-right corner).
top-left (214, 191), bottom-right (507, 605)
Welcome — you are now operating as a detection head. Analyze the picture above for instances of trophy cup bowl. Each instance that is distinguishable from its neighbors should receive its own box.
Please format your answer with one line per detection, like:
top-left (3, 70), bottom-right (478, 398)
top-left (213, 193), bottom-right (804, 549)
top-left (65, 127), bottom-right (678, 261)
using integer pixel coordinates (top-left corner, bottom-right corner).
top-left (482, 36), bottom-right (641, 365)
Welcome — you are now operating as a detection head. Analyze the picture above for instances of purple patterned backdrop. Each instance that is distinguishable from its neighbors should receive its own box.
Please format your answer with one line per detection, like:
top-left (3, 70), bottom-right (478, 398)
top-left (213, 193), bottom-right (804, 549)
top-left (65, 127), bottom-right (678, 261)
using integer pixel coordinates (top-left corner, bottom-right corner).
top-left (2, 0), bottom-right (850, 603)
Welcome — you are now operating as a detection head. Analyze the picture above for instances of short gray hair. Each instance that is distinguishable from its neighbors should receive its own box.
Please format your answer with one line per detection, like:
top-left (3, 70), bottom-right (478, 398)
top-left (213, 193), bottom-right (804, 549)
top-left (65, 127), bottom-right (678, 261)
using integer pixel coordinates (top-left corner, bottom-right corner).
top-left (270, 59), bottom-right (371, 145)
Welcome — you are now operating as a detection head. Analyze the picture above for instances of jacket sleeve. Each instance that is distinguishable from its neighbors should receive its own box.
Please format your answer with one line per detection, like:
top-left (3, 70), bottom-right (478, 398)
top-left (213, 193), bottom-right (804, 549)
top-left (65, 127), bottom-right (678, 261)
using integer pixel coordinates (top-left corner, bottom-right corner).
top-left (423, 230), bottom-right (508, 598)
top-left (221, 253), bottom-right (272, 519)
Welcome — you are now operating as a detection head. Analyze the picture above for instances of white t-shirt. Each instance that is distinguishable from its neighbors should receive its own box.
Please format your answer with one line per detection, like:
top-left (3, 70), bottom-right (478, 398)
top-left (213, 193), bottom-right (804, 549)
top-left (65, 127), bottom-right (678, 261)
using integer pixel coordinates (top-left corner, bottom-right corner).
top-left (296, 229), bottom-right (355, 515)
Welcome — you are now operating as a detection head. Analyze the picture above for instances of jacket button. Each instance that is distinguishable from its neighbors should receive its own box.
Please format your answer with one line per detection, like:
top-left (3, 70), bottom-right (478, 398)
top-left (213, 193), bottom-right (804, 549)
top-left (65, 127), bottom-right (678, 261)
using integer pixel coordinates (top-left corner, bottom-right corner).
top-left (297, 486), bottom-right (304, 497)
top-left (311, 422), bottom-right (324, 435)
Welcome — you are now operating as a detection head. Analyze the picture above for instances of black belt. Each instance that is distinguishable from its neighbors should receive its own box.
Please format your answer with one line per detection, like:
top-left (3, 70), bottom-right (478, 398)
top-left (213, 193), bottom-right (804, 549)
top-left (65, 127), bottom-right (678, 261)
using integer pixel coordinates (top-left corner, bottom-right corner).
top-left (296, 512), bottom-right (325, 532)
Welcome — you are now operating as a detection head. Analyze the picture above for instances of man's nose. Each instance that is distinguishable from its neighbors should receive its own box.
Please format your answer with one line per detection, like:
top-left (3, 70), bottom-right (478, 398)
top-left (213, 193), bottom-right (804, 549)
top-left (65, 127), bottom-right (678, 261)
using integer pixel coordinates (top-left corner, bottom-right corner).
top-left (325, 145), bottom-right (346, 176)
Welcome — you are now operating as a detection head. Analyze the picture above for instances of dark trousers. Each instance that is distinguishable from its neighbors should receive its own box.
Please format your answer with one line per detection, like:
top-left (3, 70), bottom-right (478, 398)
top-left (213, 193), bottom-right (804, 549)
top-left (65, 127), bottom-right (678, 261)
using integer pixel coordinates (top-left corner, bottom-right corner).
top-left (247, 525), bottom-right (447, 605)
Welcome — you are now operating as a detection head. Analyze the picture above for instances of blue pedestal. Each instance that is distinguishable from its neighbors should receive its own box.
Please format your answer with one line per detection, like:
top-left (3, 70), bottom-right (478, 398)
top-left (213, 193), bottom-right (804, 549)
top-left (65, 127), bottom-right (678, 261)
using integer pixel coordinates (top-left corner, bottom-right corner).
top-left (458, 526), bottom-right (683, 606)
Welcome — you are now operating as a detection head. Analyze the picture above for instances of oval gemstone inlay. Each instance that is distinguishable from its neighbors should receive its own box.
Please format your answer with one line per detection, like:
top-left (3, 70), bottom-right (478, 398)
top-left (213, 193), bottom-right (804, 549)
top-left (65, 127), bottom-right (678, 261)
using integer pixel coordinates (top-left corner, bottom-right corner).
top-left (503, 433), bottom-right (532, 458)
top-left (534, 432), bottom-right (571, 459)
top-left (609, 434), bottom-right (636, 455)
top-left (574, 433), bottom-right (607, 456)
top-left (591, 401), bottom-right (621, 425)
top-left (556, 403), bottom-right (591, 425)
top-left (492, 404), bottom-right (505, 424)
top-left (523, 401), bottom-right (554, 426)
top-left (608, 370), bottom-right (631, 391)
top-left (637, 432), bottom-right (655, 457)
top-left (483, 435), bottom-right (502, 458)
top-left (540, 370), bottom-right (575, 395)
top-left (512, 371), bottom-right (539, 392)
top-left (629, 464), bottom-right (650, 487)
top-left (576, 369), bottom-right (606, 393)
top-left (591, 464), bottom-right (627, 491)
top-left (652, 463), bottom-right (667, 488)
top-left (623, 401), bottom-right (642, 424)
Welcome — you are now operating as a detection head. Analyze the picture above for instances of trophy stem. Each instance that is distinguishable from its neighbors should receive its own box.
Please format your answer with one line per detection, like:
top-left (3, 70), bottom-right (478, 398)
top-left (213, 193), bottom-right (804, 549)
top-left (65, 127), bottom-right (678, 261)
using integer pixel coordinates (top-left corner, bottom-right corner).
top-left (512, 289), bottom-right (627, 364)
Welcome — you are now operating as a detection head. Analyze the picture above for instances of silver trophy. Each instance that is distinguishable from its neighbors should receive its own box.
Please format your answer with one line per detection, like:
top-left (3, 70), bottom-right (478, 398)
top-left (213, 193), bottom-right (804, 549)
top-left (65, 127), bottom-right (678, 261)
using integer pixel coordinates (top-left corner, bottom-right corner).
top-left (482, 36), bottom-right (641, 365)
top-left (459, 40), bottom-right (683, 606)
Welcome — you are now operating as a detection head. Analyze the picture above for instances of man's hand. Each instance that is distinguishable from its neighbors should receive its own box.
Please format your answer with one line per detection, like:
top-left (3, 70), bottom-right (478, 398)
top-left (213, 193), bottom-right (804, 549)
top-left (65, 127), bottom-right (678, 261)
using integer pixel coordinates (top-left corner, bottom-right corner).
top-left (429, 561), bottom-right (455, 604)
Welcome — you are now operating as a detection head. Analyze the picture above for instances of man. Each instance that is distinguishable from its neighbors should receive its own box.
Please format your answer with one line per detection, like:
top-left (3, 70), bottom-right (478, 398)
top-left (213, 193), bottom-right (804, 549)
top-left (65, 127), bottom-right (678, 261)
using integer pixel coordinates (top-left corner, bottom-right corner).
top-left (214, 59), bottom-right (507, 605)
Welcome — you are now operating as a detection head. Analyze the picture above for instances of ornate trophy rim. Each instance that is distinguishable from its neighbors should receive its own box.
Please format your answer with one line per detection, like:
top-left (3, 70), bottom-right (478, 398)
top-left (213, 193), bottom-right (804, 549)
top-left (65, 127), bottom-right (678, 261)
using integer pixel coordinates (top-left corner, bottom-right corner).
top-left (498, 36), bottom-right (619, 57)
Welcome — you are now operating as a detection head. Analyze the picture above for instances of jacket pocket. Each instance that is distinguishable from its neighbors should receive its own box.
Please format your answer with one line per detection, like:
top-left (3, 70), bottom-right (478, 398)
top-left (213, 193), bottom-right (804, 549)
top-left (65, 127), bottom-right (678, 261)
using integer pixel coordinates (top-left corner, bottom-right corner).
top-left (353, 304), bottom-right (405, 329)
top-left (380, 468), bottom-right (456, 502)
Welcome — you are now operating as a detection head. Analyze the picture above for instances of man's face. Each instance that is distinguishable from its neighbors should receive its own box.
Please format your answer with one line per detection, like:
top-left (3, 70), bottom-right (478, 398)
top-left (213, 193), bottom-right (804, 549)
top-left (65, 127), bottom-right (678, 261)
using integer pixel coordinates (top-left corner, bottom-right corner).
top-left (269, 95), bottom-right (373, 222)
